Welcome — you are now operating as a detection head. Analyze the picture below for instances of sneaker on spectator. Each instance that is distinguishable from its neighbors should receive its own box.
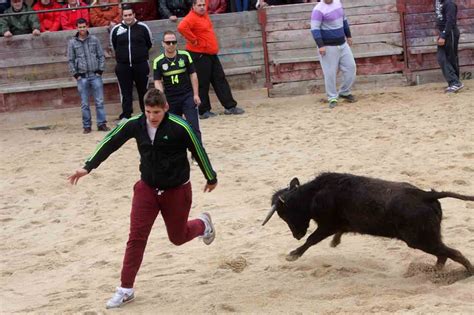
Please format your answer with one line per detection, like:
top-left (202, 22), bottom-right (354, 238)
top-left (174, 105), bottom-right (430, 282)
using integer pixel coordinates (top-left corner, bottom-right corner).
top-left (98, 124), bottom-right (110, 132)
top-left (339, 93), bottom-right (357, 103)
top-left (446, 83), bottom-right (464, 93)
top-left (199, 111), bottom-right (217, 119)
top-left (224, 106), bottom-right (245, 115)
top-left (106, 287), bottom-right (135, 309)
top-left (198, 212), bottom-right (215, 245)
top-left (83, 127), bottom-right (92, 134)
top-left (328, 100), bottom-right (338, 109)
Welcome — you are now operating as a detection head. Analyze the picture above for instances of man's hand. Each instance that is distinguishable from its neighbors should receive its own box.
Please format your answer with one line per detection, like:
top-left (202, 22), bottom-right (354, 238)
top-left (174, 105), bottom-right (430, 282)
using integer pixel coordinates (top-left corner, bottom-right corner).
top-left (32, 29), bottom-right (41, 36)
top-left (4, 31), bottom-right (12, 38)
top-left (193, 95), bottom-right (201, 106)
top-left (347, 37), bottom-right (353, 46)
top-left (170, 15), bottom-right (178, 21)
top-left (204, 182), bottom-right (217, 193)
top-left (319, 47), bottom-right (326, 56)
top-left (68, 168), bottom-right (89, 185)
top-left (437, 37), bottom-right (446, 46)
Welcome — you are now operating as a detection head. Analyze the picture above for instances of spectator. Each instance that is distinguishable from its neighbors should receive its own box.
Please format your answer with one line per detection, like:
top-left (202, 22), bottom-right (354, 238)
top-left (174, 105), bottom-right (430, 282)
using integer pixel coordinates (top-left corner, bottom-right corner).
top-left (0, 0), bottom-right (10, 14)
top-left (67, 18), bottom-right (110, 133)
top-left (208, 0), bottom-right (226, 14)
top-left (177, 0), bottom-right (245, 119)
top-left (310, 0), bottom-right (356, 108)
top-left (153, 30), bottom-right (202, 143)
top-left (110, 4), bottom-right (153, 121)
top-left (435, 0), bottom-right (463, 93)
top-left (60, 0), bottom-right (89, 31)
top-left (158, 0), bottom-right (191, 21)
top-left (132, 0), bottom-right (158, 21)
top-left (33, 0), bottom-right (61, 32)
top-left (90, 0), bottom-right (120, 28)
top-left (0, 0), bottom-right (40, 37)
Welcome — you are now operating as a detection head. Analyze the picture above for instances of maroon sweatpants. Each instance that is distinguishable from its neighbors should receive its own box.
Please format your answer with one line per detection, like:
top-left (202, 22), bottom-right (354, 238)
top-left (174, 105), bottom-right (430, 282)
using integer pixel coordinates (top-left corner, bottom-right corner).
top-left (120, 180), bottom-right (205, 288)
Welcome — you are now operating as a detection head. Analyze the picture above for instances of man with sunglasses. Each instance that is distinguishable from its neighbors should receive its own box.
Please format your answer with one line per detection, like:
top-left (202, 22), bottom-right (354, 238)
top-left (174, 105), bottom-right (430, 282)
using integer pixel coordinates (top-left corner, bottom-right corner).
top-left (153, 30), bottom-right (202, 143)
top-left (177, 0), bottom-right (245, 119)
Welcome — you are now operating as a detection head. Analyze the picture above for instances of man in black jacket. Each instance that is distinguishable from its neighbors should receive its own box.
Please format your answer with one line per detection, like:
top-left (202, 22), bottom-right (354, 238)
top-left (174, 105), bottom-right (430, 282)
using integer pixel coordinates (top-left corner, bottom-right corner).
top-left (159, 0), bottom-right (192, 21)
top-left (435, 0), bottom-right (463, 93)
top-left (110, 5), bottom-right (153, 121)
top-left (68, 88), bottom-right (217, 309)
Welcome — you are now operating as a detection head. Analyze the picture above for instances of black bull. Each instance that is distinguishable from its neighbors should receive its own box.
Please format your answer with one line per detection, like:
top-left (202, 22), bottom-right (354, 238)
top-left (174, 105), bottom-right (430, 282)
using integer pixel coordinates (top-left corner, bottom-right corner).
top-left (262, 172), bottom-right (473, 274)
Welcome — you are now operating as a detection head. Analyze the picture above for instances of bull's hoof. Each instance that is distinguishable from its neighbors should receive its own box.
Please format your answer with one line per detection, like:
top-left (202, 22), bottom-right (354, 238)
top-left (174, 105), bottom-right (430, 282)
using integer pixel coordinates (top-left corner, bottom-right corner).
top-left (285, 253), bottom-right (300, 262)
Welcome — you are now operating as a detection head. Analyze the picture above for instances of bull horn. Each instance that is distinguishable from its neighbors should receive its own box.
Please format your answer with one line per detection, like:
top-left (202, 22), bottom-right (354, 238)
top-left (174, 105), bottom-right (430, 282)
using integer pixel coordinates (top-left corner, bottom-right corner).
top-left (262, 205), bottom-right (277, 226)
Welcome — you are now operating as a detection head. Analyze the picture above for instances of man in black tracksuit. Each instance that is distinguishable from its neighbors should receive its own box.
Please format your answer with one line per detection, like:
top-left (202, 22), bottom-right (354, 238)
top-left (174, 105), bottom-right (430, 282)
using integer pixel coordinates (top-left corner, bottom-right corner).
top-left (435, 0), bottom-right (463, 93)
top-left (110, 5), bottom-right (153, 120)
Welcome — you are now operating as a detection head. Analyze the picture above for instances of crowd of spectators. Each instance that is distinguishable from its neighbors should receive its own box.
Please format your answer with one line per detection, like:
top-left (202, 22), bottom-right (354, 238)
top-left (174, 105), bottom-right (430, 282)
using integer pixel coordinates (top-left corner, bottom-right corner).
top-left (1, 0), bottom-right (312, 37)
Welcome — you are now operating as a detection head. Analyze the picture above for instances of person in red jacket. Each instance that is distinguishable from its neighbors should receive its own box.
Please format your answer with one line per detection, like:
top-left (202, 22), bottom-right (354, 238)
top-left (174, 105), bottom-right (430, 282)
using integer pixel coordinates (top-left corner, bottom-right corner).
top-left (90, 0), bottom-right (120, 28)
top-left (33, 0), bottom-right (61, 32)
top-left (207, 0), bottom-right (227, 14)
top-left (60, 0), bottom-right (89, 31)
top-left (177, 0), bottom-right (245, 119)
top-left (132, 0), bottom-right (158, 21)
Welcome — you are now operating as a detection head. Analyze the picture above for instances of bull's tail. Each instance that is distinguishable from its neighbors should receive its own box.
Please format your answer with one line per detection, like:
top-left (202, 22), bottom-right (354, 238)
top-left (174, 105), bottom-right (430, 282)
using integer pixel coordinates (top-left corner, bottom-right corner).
top-left (422, 189), bottom-right (474, 202)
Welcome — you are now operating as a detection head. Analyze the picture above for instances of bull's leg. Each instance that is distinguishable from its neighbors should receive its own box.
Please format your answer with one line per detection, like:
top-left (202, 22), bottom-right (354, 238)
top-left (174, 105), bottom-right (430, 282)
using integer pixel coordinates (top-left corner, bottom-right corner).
top-left (410, 241), bottom-right (473, 275)
top-left (435, 256), bottom-right (448, 270)
top-left (437, 245), bottom-right (473, 275)
top-left (286, 227), bottom-right (335, 262)
top-left (330, 232), bottom-right (343, 248)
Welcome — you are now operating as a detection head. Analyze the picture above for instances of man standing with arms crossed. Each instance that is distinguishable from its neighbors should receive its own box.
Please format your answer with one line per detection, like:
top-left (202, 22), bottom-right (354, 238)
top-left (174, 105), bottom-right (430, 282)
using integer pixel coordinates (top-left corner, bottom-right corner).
top-left (153, 30), bottom-right (202, 143)
top-left (110, 4), bottom-right (153, 122)
top-left (68, 88), bottom-right (217, 309)
top-left (177, 0), bottom-right (245, 119)
top-left (310, 0), bottom-right (356, 109)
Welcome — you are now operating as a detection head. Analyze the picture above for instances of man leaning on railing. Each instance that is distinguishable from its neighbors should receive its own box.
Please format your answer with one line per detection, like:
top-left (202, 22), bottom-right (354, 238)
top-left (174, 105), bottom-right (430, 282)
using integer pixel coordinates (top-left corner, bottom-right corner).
top-left (0, 0), bottom-right (40, 37)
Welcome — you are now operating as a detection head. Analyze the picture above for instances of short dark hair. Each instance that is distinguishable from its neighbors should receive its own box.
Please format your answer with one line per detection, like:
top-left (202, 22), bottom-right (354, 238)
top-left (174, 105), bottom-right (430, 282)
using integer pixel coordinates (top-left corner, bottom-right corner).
top-left (144, 88), bottom-right (167, 108)
top-left (121, 3), bottom-right (134, 13)
top-left (76, 18), bottom-right (87, 25)
top-left (162, 30), bottom-right (176, 41)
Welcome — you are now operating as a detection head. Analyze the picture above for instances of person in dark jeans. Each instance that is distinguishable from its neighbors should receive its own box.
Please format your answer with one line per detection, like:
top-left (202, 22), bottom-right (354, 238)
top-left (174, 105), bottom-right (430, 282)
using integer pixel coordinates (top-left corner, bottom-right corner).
top-left (178, 0), bottom-right (245, 119)
top-left (435, 0), bottom-right (463, 93)
top-left (110, 4), bottom-right (153, 122)
top-left (153, 30), bottom-right (202, 143)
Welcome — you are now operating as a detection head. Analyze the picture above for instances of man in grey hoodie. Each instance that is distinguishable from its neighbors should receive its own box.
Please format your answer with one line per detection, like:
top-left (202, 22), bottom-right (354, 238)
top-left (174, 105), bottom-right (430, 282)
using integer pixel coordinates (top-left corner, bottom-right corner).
top-left (67, 18), bottom-right (110, 134)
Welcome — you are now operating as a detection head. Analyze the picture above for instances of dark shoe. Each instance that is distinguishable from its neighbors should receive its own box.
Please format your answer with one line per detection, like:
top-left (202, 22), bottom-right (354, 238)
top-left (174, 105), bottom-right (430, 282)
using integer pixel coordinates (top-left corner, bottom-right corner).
top-left (224, 106), bottom-right (245, 115)
top-left (199, 111), bottom-right (217, 119)
top-left (328, 100), bottom-right (338, 109)
top-left (83, 127), bottom-right (92, 134)
top-left (98, 124), bottom-right (110, 132)
top-left (339, 94), bottom-right (357, 103)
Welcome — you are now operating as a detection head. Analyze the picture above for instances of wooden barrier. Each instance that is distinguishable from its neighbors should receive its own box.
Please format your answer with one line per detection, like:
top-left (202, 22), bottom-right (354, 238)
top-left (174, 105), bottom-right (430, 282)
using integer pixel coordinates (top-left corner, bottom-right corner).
top-left (0, 11), bottom-right (264, 112)
top-left (400, 0), bottom-right (474, 83)
top-left (263, 0), bottom-right (406, 97)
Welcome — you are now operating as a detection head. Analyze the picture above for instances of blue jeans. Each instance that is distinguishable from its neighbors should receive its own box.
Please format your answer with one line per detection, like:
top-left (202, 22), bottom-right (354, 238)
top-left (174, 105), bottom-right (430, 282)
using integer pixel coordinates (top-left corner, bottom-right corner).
top-left (77, 75), bottom-right (107, 128)
top-left (235, 0), bottom-right (249, 11)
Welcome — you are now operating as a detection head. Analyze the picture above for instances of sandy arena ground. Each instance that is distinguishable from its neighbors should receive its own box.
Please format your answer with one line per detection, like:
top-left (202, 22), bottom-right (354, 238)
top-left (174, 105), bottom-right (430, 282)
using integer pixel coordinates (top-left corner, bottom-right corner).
top-left (1, 81), bottom-right (473, 314)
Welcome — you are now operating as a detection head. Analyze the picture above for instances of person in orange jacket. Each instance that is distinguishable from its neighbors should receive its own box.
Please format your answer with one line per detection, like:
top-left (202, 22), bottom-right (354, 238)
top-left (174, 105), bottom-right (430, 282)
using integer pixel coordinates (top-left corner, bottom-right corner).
top-left (33, 0), bottom-right (61, 32)
top-left (90, 0), bottom-right (120, 28)
top-left (177, 0), bottom-right (245, 119)
top-left (60, 0), bottom-right (89, 31)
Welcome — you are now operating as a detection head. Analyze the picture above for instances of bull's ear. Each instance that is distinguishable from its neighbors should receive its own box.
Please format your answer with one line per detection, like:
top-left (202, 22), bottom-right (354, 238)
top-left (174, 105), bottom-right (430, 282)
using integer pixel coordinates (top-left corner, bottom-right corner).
top-left (289, 177), bottom-right (300, 189)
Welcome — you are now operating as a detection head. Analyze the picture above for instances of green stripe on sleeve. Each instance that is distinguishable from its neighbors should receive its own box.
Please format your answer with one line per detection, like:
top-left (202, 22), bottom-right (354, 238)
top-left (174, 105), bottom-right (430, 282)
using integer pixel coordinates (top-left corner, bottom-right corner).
top-left (168, 115), bottom-right (215, 180)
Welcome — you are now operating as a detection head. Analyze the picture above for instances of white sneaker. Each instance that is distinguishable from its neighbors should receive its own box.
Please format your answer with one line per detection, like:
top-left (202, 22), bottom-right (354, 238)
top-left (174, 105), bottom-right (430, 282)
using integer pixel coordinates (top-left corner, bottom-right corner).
top-left (106, 287), bottom-right (135, 309)
top-left (198, 212), bottom-right (215, 245)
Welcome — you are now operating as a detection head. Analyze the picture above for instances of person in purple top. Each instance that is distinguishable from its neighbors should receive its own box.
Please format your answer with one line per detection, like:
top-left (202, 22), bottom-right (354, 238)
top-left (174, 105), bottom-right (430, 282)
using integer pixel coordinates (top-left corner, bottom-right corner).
top-left (310, 0), bottom-right (356, 108)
